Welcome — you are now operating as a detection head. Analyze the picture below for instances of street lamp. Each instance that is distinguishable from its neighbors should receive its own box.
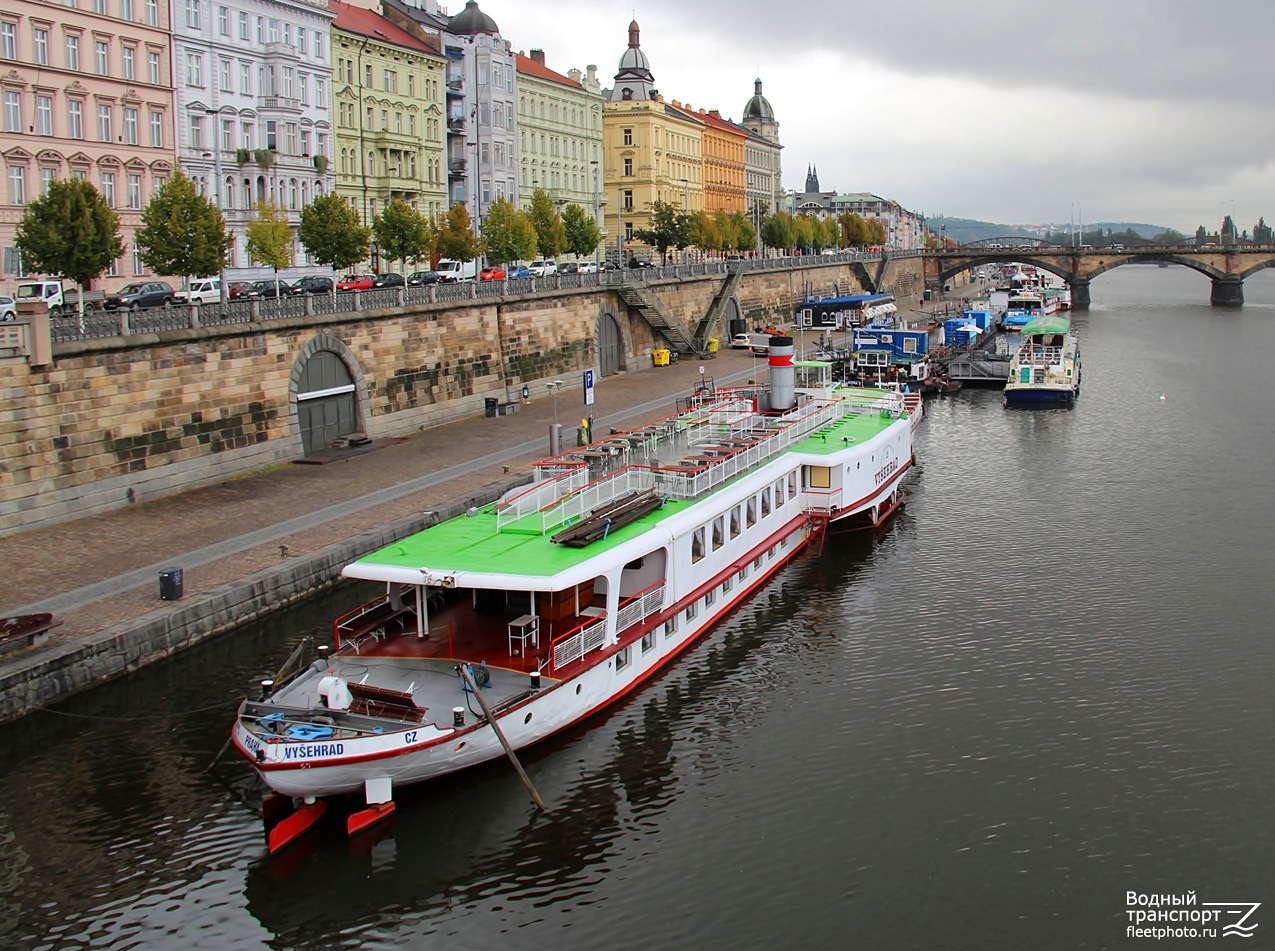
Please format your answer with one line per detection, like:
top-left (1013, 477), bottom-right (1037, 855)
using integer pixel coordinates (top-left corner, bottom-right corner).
top-left (546, 380), bottom-right (564, 454)
top-left (590, 159), bottom-right (601, 273)
top-left (206, 108), bottom-right (227, 310)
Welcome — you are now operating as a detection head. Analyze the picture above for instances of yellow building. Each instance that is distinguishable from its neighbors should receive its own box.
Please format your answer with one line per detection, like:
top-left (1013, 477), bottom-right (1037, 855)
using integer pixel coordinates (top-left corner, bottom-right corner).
top-left (330, 1), bottom-right (447, 258)
top-left (685, 106), bottom-right (746, 215)
top-left (601, 21), bottom-right (702, 259)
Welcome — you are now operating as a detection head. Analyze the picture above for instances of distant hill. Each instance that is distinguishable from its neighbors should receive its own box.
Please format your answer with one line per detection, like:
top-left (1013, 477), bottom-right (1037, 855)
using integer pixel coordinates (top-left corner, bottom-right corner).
top-left (930, 217), bottom-right (1171, 245)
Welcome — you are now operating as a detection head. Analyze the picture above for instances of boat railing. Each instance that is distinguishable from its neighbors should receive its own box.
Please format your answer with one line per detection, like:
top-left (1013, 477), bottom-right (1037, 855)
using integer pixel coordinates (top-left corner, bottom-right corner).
top-left (496, 468), bottom-right (590, 531)
top-left (548, 580), bottom-right (666, 675)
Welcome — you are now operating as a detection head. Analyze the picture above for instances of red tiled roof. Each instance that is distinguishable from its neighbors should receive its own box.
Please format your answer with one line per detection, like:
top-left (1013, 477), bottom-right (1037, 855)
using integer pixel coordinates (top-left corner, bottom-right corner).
top-left (515, 53), bottom-right (581, 89)
top-left (328, 2), bottom-right (438, 55)
top-left (694, 109), bottom-right (749, 138)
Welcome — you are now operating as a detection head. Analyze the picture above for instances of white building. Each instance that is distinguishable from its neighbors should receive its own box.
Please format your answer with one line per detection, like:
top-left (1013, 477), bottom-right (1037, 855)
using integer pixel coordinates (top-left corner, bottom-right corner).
top-left (171, 0), bottom-right (335, 275)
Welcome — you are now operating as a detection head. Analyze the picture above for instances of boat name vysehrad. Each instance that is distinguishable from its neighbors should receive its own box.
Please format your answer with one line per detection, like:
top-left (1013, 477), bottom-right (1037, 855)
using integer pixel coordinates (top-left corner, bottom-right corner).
top-left (283, 742), bottom-right (346, 760)
top-left (874, 457), bottom-right (900, 485)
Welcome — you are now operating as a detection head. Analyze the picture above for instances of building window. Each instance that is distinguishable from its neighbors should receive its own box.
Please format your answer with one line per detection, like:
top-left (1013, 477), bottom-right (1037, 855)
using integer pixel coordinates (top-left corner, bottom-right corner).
top-left (296, 26), bottom-right (306, 55)
top-left (97, 104), bottom-right (112, 141)
top-left (148, 50), bottom-right (160, 84)
top-left (221, 118), bottom-right (232, 151)
top-left (623, 157), bottom-right (632, 176)
top-left (285, 122), bottom-right (297, 154)
top-left (121, 0), bottom-right (133, 19)
top-left (240, 63), bottom-right (250, 95)
top-left (68, 100), bottom-right (83, 139)
top-left (100, 170), bottom-right (115, 206)
top-left (40, 167), bottom-right (55, 196)
top-left (132, 243), bottom-right (144, 275)
top-left (123, 107), bottom-right (137, 144)
top-left (107, 255), bottom-right (119, 277)
top-left (128, 173), bottom-right (141, 209)
top-left (34, 28), bottom-right (49, 66)
top-left (189, 114), bottom-right (202, 149)
top-left (65, 34), bottom-right (79, 70)
top-left (122, 45), bottom-right (135, 80)
top-left (145, 0), bottom-right (157, 26)
top-left (95, 41), bottom-right (108, 76)
top-left (217, 5), bottom-right (228, 35)
top-left (149, 109), bottom-right (162, 146)
top-left (186, 53), bottom-right (202, 86)
top-left (2, 91), bottom-right (18, 133)
top-left (8, 165), bottom-right (25, 205)
top-left (238, 11), bottom-right (248, 40)
top-left (1, 23), bottom-right (15, 60)
top-left (622, 127), bottom-right (632, 145)
top-left (185, 0), bottom-right (200, 30)
top-left (623, 189), bottom-right (633, 210)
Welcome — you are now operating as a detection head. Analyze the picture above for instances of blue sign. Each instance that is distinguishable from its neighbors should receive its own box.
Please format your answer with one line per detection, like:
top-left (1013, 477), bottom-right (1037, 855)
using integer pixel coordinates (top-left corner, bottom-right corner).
top-left (583, 369), bottom-right (595, 406)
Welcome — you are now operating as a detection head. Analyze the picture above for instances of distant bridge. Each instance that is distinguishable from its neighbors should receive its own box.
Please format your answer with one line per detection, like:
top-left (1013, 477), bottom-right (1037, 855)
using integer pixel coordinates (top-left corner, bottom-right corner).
top-left (923, 245), bottom-right (1275, 307)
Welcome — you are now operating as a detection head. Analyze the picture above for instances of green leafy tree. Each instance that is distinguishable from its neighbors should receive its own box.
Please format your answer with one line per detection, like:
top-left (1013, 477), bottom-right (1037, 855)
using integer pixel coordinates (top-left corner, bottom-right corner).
top-left (793, 214), bottom-right (816, 252)
top-left (734, 213), bottom-right (758, 253)
top-left (633, 198), bottom-right (690, 265)
top-left (561, 203), bottom-right (602, 259)
top-left (135, 169), bottom-right (230, 282)
top-left (761, 211), bottom-right (794, 252)
top-left (527, 188), bottom-right (567, 259)
top-left (374, 199), bottom-right (431, 274)
top-left (480, 197), bottom-right (537, 265)
top-left (840, 212), bottom-right (871, 248)
top-left (14, 178), bottom-right (123, 324)
top-left (245, 201), bottom-right (293, 299)
top-left (821, 216), bottom-right (841, 250)
top-left (688, 210), bottom-right (719, 252)
top-left (299, 193), bottom-right (371, 287)
top-left (867, 218), bottom-right (888, 246)
top-left (436, 202), bottom-right (485, 262)
top-left (714, 210), bottom-right (742, 253)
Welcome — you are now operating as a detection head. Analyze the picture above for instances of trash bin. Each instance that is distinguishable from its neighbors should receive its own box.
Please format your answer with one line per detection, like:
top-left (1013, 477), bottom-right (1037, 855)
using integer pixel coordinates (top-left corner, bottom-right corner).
top-left (924, 289), bottom-right (933, 301)
top-left (652, 348), bottom-right (670, 367)
top-left (669, 350), bottom-right (679, 364)
top-left (159, 567), bottom-right (183, 601)
top-left (485, 397), bottom-right (499, 417)
top-left (707, 337), bottom-right (719, 355)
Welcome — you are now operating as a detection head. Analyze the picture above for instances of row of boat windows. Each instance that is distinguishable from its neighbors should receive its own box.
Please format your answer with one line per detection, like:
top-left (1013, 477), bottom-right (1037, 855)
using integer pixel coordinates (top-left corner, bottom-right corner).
top-left (689, 471), bottom-right (800, 564)
top-left (614, 537), bottom-right (790, 672)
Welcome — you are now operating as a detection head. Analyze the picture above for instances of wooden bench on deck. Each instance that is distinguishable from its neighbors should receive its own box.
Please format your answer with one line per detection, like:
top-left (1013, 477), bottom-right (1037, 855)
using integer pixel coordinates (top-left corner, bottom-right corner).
top-left (347, 681), bottom-right (427, 723)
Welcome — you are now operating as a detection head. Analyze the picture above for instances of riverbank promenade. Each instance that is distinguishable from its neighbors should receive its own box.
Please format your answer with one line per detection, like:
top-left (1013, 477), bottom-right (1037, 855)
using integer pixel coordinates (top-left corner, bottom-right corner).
top-left (0, 347), bottom-right (778, 718)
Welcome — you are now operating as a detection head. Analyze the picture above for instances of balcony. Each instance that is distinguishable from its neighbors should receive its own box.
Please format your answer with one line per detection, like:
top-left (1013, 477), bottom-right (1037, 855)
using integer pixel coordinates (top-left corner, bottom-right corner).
top-left (447, 116), bottom-right (465, 132)
top-left (448, 158), bottom-right (467, 175)
top-left (260, 97), bottom-right (301, 111)
top-left (446, 76), bottom-right (463, 91)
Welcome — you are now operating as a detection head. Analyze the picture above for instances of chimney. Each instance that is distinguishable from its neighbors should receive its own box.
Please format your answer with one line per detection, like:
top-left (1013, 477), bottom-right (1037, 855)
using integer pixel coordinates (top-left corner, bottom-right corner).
top-left (768, 337), bottom-right (796, 411)
top-left (530, 49), bottom-right (545, 65)
top-left (709, 109), bottom-right (720, 119)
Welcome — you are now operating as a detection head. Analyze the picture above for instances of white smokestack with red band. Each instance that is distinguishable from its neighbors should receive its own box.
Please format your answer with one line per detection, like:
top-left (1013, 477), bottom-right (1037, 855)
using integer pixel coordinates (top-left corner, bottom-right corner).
top-left (768, 335), bottom-right (795, 410)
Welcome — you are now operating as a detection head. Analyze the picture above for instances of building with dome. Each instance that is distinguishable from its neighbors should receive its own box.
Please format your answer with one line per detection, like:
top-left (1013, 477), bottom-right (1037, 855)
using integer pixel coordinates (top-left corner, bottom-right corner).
top-left (740, 78), bottom-right (784, 226)
top-left (601, 21), bottom-right (702, 260)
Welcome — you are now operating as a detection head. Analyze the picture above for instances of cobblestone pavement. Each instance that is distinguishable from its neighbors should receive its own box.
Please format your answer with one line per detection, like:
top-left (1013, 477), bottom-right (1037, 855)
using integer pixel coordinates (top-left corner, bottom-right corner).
top-left (0, 347), bottom-right (770, 650)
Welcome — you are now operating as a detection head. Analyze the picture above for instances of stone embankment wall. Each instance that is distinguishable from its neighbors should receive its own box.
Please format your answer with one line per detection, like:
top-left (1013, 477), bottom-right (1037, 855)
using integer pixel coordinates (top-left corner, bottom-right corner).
top-left (1, 259), bottom-right (924, 534)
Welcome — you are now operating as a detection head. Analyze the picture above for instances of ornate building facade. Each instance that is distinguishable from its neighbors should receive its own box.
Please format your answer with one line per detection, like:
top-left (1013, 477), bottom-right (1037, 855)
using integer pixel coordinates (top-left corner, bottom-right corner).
top-left (331, 0), bottom-right (445, 258)
top-left (515, 49), bottom-right (602, 218)
top-left (1, 0), bottom-right (176, 292)
top-left (740, 77), bottom-right (782, 224)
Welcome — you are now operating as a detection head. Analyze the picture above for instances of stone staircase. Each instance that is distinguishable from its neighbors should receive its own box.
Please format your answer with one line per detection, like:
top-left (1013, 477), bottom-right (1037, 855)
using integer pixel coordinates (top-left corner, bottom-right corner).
top-left (616, 281), bottom-right (700, 356)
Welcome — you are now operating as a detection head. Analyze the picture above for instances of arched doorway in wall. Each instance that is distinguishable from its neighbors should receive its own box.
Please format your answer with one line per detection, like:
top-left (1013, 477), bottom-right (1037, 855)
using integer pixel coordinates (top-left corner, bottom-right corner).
top-left (296, 350), bottom-right (360, 454)
top-left (723, 296), bottom-right (744, 339)
top-left (596, 306), bottom-right (625, 377)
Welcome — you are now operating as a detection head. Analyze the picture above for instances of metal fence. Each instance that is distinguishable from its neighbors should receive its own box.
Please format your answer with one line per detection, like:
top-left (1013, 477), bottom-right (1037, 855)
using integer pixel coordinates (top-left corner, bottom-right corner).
top-left (45, 250), bottom-right (905, 344)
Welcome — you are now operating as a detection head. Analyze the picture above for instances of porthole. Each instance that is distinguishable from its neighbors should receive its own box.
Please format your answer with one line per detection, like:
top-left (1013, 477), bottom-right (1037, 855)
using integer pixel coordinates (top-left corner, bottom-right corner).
top-left (454, 741), bottom-right (467, 751)
top-left (524, 712), bottom-right (533, 724)
top-left (576, 684), bottom-right (582, 695)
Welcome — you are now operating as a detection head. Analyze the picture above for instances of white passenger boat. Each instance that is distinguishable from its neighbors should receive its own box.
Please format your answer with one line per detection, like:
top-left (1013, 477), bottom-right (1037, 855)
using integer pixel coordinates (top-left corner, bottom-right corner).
top-left (232, 338), bottom-right (914, 851)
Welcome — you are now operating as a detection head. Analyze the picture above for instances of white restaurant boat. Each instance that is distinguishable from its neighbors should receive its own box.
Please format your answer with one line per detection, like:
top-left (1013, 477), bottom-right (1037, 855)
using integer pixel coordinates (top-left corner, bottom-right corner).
top-left (232, 338), bottom-right (914, 851)
top-left (1004, 314), bottom-right (1081, 406)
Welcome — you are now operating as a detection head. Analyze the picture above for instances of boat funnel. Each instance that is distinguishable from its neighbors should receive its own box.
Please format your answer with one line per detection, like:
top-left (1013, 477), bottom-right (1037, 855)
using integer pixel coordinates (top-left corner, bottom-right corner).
top-left (768, 335), bottom-right (796, 411)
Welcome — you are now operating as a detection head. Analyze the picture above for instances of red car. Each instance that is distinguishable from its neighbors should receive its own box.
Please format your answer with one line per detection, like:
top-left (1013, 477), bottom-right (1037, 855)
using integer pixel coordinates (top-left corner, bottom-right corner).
top-left (478, 265), bottom-right (507, 282)
top-left (337, 274), bottom-right (374, 291)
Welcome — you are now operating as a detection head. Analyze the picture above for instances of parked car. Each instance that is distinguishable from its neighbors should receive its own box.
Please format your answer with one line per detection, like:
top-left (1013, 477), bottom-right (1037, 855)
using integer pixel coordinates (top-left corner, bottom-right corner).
top-left (558, 262), bottom-right (579, 275)
top-left (226, 281), bottom-right (259, 301)
top-left (337, 274), bottom-right (375, 291)
top-left (731, 332), bottom-right (751, 349)
top-left (0, 295), bottom-right (15, 320)
top-left (250, 279), bottom-right (286, 300)
top-left (102, 281), bottom-right (175, 311)
top-left (434, 259), bottom-right (478, 283)
top-left (406, 270), bottom-right (439, 286)
top-left (173, 277), bottom-right (222, 305)
top-left (371, 272), bottom-right (405, 289)
top-left (505, 265), bottom-right (531, 280)
top-left (578, 261), bottom-right (598, 274)
top-left (289, 275), bottom-right (334, 296)
top-left (478, 265), bottom-right (507, 282)
top-left (528, 260), bottom-right (557, 277)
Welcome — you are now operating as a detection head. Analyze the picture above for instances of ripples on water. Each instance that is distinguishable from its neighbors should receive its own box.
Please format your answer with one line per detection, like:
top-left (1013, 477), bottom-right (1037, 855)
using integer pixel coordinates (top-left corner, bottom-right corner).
top-left (2, 267), bottom-right (1274, 950)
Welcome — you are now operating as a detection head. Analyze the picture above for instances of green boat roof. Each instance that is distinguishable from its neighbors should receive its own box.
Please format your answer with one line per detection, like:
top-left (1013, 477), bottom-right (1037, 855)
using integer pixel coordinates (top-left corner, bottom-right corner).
top-left (1020, 314), bottom-right (1071, 336)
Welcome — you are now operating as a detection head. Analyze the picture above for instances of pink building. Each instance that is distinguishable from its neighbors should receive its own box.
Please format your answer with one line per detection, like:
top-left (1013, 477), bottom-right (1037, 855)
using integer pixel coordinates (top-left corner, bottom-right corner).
top-left (0, 0), bottom-right (176, 295)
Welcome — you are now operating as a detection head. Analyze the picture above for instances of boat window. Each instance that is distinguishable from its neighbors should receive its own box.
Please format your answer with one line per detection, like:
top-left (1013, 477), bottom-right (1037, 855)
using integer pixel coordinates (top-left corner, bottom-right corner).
top-left (746, 497), bottom-right (756, 527)
top-left (788, 471), bottom-right (798, 498)
top-left (691, 527), bottom-right (705, 563)
top-left (730, 505), bottom-right (741, 539)
top-left (760, 488), bottom-right (771, 517)
top-left (615, 646), bottom-right (631, 670)
top-left (723, 575), bottom-right (733, 593)
top-left (641, 631), bottom-right (655, 653)
top-left (665, 615), bottom-right (678, 637)
top-left (774, 478), bottom-right (785, 505)
top-left (737, 566), bottom-right (748, 582)
top-left (711, 516), bottom-right (724, 551)
top-left (705, 588), bottom-right (715, 607)
top-left (685, 601), bottom-right (698, 622)
top-left (808, 466), bottom-right (830, 489)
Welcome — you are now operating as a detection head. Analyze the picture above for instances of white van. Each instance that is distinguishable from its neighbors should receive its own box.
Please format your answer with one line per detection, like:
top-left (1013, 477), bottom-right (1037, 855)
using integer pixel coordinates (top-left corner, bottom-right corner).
top-left (528, 260), bottom-right (557, 277)
top-left (174, 277), bottom-right (222, 305)
top-left (435, 259), bottom-right (477, 283)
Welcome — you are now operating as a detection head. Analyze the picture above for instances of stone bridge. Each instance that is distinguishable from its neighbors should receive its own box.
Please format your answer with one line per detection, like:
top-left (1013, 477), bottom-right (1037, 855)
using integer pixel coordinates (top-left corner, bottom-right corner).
top-left (923, 245), bottom-right (1275, 307)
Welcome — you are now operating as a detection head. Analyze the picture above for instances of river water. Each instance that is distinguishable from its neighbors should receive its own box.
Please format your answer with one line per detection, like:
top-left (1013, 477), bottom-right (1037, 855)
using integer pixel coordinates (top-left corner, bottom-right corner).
top-left (2, 265), bottom-right (1273, 950)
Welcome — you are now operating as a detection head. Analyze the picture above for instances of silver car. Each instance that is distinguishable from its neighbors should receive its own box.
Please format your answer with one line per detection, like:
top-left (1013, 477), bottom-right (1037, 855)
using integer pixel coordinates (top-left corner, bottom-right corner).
top-left (0, 295), bottom-right (14, 320)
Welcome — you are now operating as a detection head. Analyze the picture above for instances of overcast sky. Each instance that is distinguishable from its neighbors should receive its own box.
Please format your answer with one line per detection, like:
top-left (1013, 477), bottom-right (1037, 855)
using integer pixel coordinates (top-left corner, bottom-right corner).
top-left (482, 0), bottom-right (1274, 235)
